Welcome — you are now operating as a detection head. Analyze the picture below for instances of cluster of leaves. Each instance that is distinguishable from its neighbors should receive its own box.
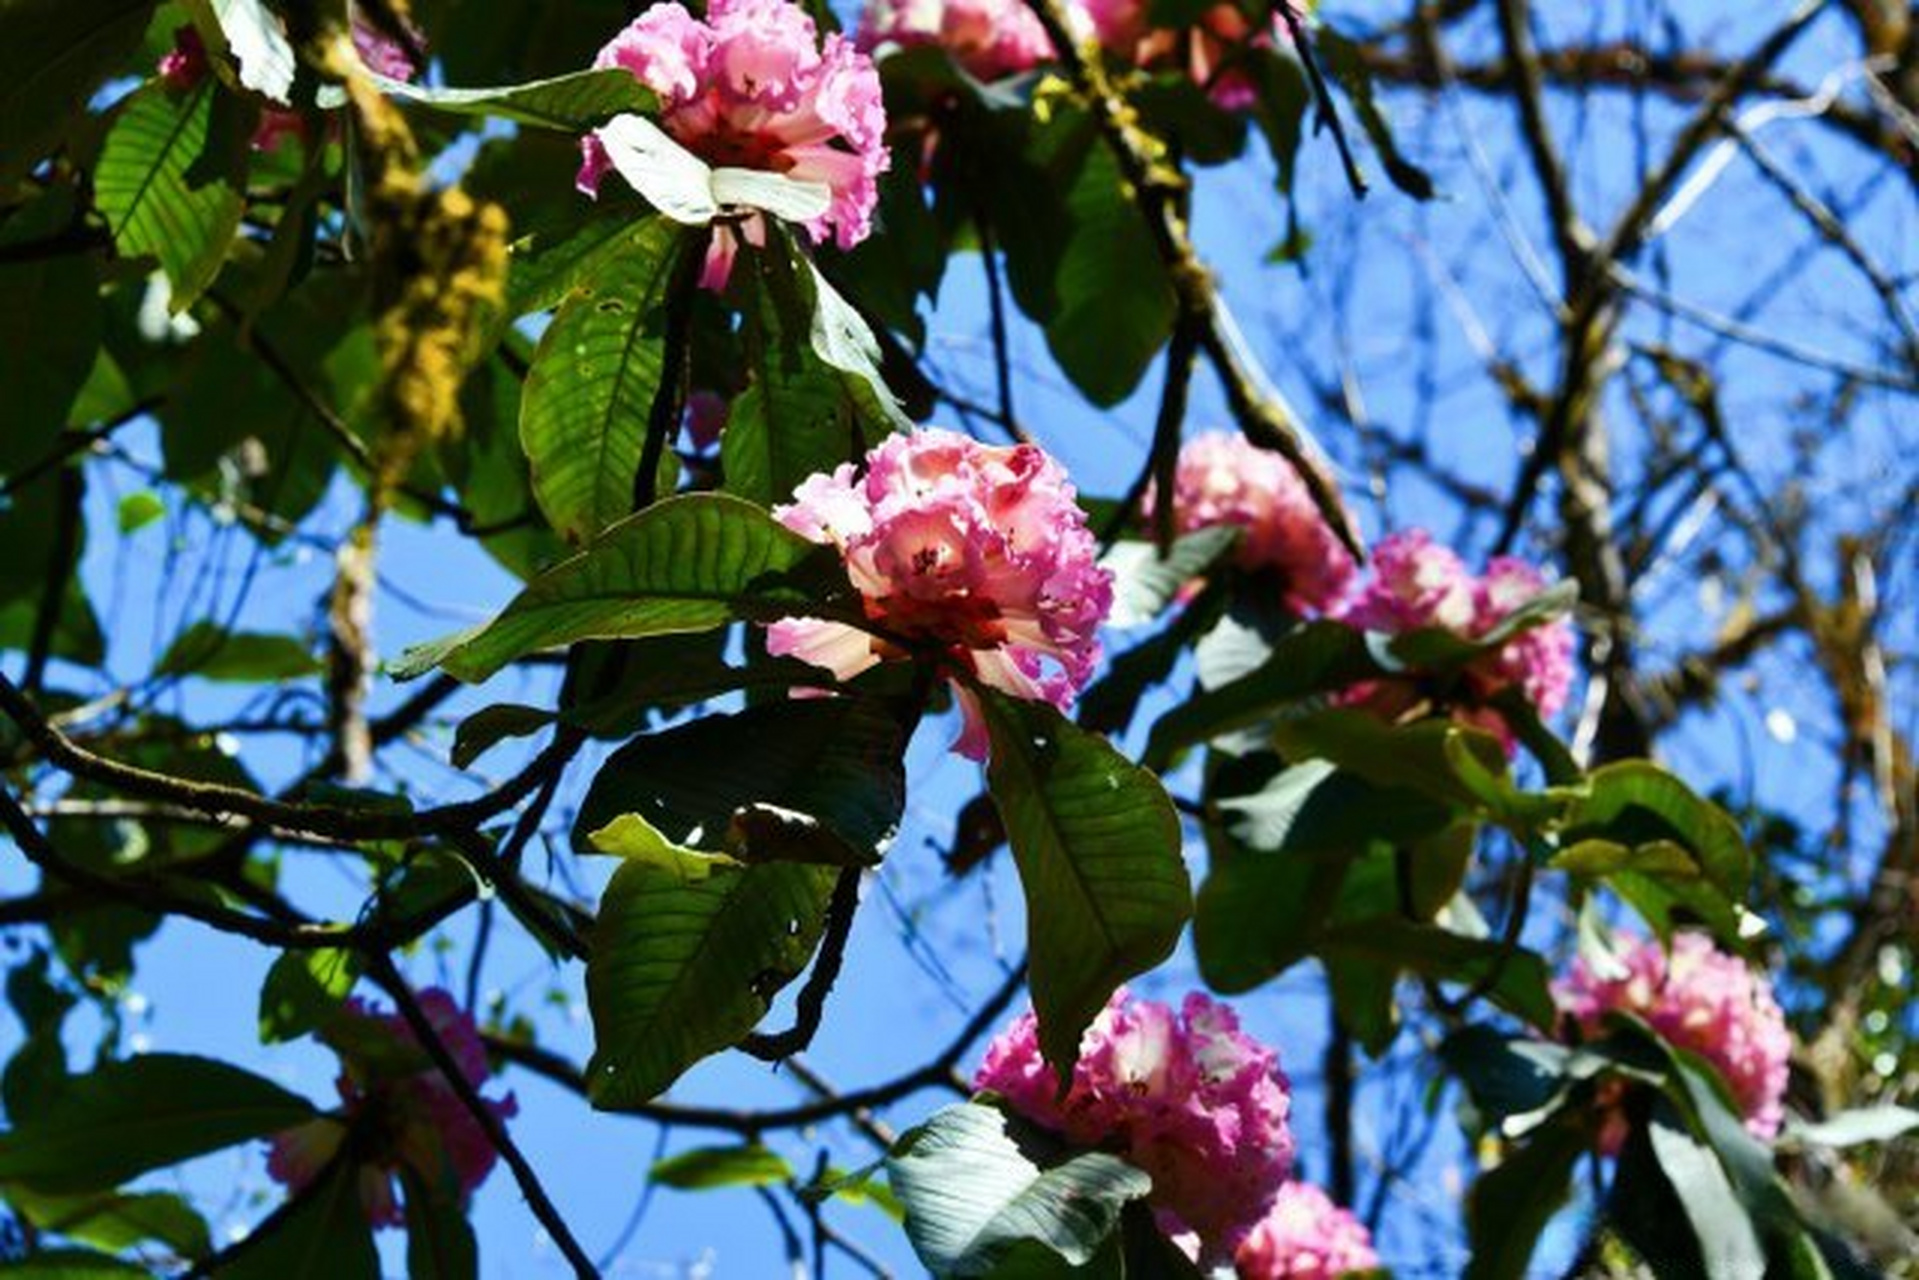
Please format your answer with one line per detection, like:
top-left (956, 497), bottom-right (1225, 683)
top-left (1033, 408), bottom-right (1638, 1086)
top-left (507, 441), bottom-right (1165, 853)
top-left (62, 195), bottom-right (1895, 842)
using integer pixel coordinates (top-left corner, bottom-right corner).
top-left (1, 0), bottom-right (1912, 1277)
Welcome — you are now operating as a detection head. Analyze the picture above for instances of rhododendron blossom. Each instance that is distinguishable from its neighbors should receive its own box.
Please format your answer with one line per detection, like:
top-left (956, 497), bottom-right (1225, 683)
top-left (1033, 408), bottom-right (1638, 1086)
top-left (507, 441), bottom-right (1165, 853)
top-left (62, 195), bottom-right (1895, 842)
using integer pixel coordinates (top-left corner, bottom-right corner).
top-left (856, 0), bottom-right (1054, 82)
top-left (1083, 0), bottom-right (1307, 109)
top-left (266, 989), bottom-right (517, 1226)
top-left (1334, 529), bottom-right (1574, 750)
top-left (577, 0), bottom-right (888, 287)
top-left (1554, 931), bottom-right (1791, 1142)
top-left (767, 428), bottom-right (1110, 759)
top-left (1236, 1182), bottom-right (1380, 1279)
top-left (974, 989), bottom-right (1294, 1258)
top-left (1146, 430), bottom-right (1357, 615)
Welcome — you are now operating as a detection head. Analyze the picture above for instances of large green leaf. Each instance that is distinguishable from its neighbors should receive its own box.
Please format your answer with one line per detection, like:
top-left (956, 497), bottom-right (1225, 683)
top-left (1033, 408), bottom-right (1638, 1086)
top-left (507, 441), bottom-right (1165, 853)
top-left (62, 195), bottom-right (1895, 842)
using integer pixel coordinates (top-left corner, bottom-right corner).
top-left (1, 1186), bottom-right (210, 1260)
top-left (0, 1054), bottom-right (316, 1193)
top-left (576, 695), bottom-right (909, 866)
top-left (1463, 1115), bottom-right (1586, 1280)
top-left (219, 1158), bottom-right (379, 1280)
top-left (724, 239), bottom-right (905, 506)
top-left (981, 691), bottom-right (1191, 1075)
top-left (93, 80), bottom-right (245, 312)
top-left (520, 216), bottom-right (689, 544)
top-left (0, 0), bottom-right (155, 183)
top-left (0, 187), bottom-right (103, 469)
top-left (585, 837), bottom-right (838, 1109)
top-left (650, 1144), bottom-right (794, 1190)
top-left (372, 67), bottom-right (659, 131)
top-left (398, 493), bottom-right (851, 683)
top-left (1318, 919), bottom-right (1556, 1030)
top-left (887, 1102), bottom-right (1150, 1277)
top-left (155, 622), bottom-right (322, 682)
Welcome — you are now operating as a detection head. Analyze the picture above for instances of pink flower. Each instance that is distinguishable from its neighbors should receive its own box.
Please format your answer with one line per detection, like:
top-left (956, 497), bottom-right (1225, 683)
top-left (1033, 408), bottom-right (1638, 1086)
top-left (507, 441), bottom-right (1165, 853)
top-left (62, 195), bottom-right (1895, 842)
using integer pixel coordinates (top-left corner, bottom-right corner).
top-left (577, 0), bottom-right (889, 285)
top-left (1082, 0), bottom-right (1306, 109)
top-left (1235, 1182), bottom-right (1380, 1279)
top-left (975, 989), bottom-right (1295, 1260)
top-left (1554, 932), bottom-right (1791, 1143)
top-left (267, 989), bottom-right (518, 1226)
top-left (1145, 431), bottom-right (1357, 615)
top-left (856, 0), bottom-right (1055, 81)
top-left (767, 428), bottom-right (1111, 759)
top-left (1333, 530), bottom-right (1575, 751)
top-left (157, 26), bottom-right (209, 90)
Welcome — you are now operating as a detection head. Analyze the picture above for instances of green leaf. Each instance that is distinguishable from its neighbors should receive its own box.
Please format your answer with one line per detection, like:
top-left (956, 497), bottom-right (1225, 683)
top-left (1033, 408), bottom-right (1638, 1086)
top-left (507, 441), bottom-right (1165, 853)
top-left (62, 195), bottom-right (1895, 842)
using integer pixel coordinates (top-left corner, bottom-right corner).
top-left (187, 0), bottom-right (297, 103)
top-left (155, 621), bottom-right (322, 682)
top-left (450, 704), bottom-right (556, 770)
top-left (650, 1144), bottom-right (794, 1190)
top-left (576, 695), bottom-right (909, 866)
top-left (0, 1250), bottom-right (150, 1278)
top-left (887, 1102), bottom-right (1151, 1277)
top-left (1269, 711), bottom-right (1512, 813)
top-left (1043, 133), bottom-right (1176, 407)
top-left (585, 840), bottom-right (838, 1108)
top-left (0, 187), bottom-right (104, 471)
top-left (519, 216), bottom-right (690, 544)
top-left (0, 0), bottom-right (155, 184)
top-left (1318, 919), bottom-right (1556, 1030)
top-left (94, 80), bottom-right (246, 312)
top-left (115, 491), bottom-right (166, 534)
top-left (1647, 1113), bottom-right (1767, 1280)
top-left (725, 239), bottom-right (905, 507)
top-left (1439, 1027), bottom-right (1573, 1123)
top-left (2, 1186), bottom-right (210, 1259)
top-left (1100, 528), bottom-right (1240, 629)
top-left (401, 494), bottom-right (851, 683)
top-left (981, 691), bottom-right (1191, 1076)
top-left (401, 1170), bottom-right (479, 1280)
top-left (1143, 623), bottom-right (1379, 769)
top-left (1785, 1106), bottom-right (1919, 1149)
top-left (1567, 762), bottom-right (1751, 898)
top-left (258, 948), bottom-right (360, 1044)
top-left (1463, 1115), bottom-right (1586, 1280)
top-left (0, 1053), bottom-right (316, 1193)
top-left (372, 67), bottom-right (660, 131)
top-left (501, 196), bottom-right (655, 322)
top-left (219, 1157), bottom-right (379, 1280)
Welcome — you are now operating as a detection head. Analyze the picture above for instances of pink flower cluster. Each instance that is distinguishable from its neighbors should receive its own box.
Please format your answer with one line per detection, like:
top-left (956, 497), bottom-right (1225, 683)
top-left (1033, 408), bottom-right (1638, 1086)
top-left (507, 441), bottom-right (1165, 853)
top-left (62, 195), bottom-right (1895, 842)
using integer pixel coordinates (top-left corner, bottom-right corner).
top-left (974, 989), bottom-right (1294, 1257)
top-left (578, 0), bottom-right (888, 275)
top-left (1334, 529), bottom-right (1575, 750)
top-left (266, 989), bottom-right (517, 1226)
top-left (1235, 1182), bottom-right (1380, 1279)
top-left (1554, 931), bottom-right (1792, 1142)
top-left (1148, 430), bottom-right (1357, 615)
top-left (1083, 0), bottom-right (1306, 109)
top-left (856, 0), bottom-right (1055, 82)
top-left (769, 428), bottom-right (1111, 759)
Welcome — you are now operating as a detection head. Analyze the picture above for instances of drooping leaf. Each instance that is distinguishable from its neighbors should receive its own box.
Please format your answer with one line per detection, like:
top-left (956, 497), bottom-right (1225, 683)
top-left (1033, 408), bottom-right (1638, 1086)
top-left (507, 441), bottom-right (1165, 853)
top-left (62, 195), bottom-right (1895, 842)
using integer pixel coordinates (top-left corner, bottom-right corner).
top-left (0, 0), bottom-right (155, 184)
top-left (519, 216), bottom-right (689, 544)
top-left (1099, 528), bottom-right (1240, 629)
top-left (575, 695), bottom-right (910, 866)
top-left (585, 839), bottom-right (838, 1108)
top-left (218, 1157), bottom-right (379, 1280)
top-left (398, 494), bottom-right (852, 683)
top-left (981, 691), bottom-right (1191, 1076)
top-left (258, 948), bottom-right (361, 1044)
top-left (887, 1102), bottom-right (1151, 1277)
top-left (371, 67), bottom-right (659, 131)
top-left (1648, 1113), bottom-right (1768, 1280)
top-left (650, 1144), bottom-right (794, 1190)
top-left (1462, 1115), bottom-right (1586, 1280)
top-left (401, 1170), bottom-right (479, 1280)
top-left (450, 704), bottom-right (556, 771)
top-left (94, 80), bottom-right (246, 313)
top-left (2, 1186), bottom-right (210, 1260)
top-left (1786, 1106), bottom-right (1919, 1150)
top-left (0, 1054), bottom-right (316, 1193)
top-left (155, 622), bottom-right (322, 682)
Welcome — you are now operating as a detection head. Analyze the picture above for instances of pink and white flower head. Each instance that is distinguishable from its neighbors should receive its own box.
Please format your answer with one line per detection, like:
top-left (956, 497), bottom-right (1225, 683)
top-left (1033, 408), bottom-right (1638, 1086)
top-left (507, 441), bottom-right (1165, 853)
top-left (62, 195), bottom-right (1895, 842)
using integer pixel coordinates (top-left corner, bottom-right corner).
top-left (856, 0), bottom-right (1054, 82)
top-left (577, 0), bottom-right (888, 286)
top-left (974, 989), bottom-right (1295, 1259)
top-left (266, 989), bottom-right (518, 1226)
top-left (1334, 530), bottom-right (1574, 751)
top-left (1082, 0), bottom-right (1307, 110)
top-left (1235, 1182), bottom-right (1380, 1279)
top-left (1554, 931), bottom-right (1791, 1144)
top-left (767, 428), bottom-right (1111, 760)
top-left (1146, 430), bottom-right (1357, 615)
